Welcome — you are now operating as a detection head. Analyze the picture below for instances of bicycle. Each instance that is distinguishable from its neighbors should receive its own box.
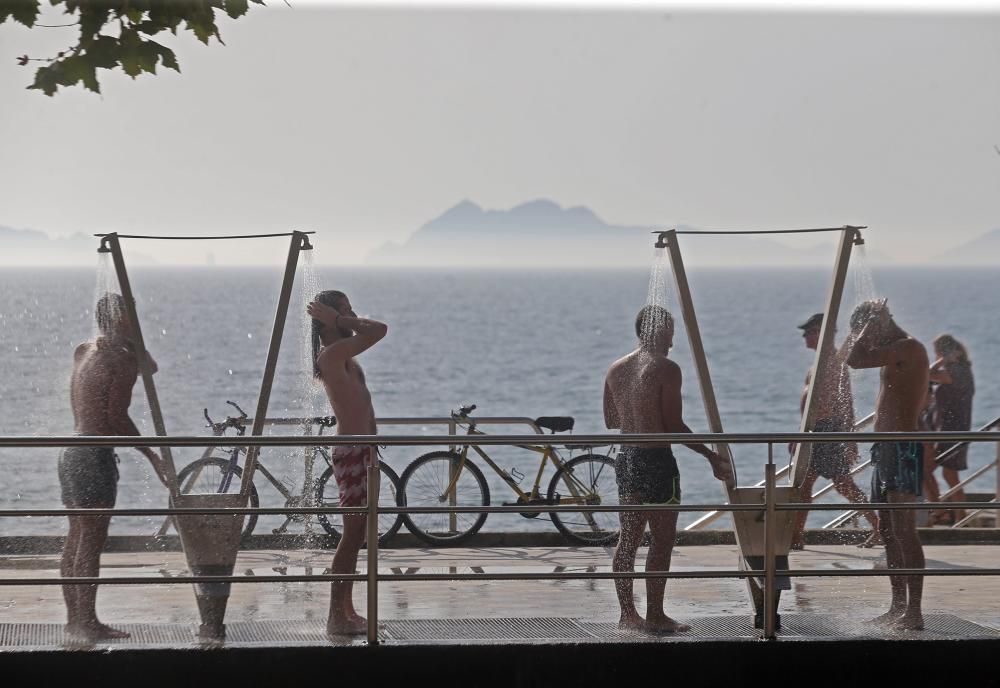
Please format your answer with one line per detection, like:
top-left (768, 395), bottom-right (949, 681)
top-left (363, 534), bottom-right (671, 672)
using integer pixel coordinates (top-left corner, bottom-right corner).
top-left (161, 401), bottom-right (405, 546)
top-left (399, 404), bottom-right (620, 546)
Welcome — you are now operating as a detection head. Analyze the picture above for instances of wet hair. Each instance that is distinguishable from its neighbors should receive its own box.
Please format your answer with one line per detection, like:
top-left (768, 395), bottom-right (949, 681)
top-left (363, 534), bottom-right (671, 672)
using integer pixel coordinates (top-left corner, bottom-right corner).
top-left (311, 289), bottom-right (347, 378)
top-left (95, 292), bottom-right (126, 335)
top-left (635, 305), bottom-right (674, 340)
top-left (933, 334), bottom-right (970, 363)
top-left (849, 300), bottom-right (886, 333)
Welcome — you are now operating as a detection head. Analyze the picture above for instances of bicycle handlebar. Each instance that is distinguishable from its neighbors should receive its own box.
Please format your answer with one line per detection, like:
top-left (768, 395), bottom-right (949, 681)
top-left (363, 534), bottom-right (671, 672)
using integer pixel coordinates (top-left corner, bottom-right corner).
top-left (226, 400), bottom-right (248, 418)
top-left (204, 401), bottom-right (249, 435)
top-left (455, 404), bottom-right (477, 418)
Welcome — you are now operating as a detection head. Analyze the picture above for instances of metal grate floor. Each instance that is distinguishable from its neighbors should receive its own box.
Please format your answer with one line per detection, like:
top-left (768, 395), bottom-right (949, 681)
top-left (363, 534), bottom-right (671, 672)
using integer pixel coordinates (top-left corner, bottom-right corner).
top-left (0, 614), bottom-right (996, 650)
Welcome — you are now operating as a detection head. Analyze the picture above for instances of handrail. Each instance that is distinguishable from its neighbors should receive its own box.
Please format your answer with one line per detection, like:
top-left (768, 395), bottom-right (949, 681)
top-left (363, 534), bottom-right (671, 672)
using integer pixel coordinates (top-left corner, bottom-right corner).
top-left (2, 430), bottom-right (1000, 644)
top-left (684, 411), bottom-right (876, 531)
top-left (2, 429), bottom-right (997, 449)
top-left (823, 415), bottom-right (1000, 529)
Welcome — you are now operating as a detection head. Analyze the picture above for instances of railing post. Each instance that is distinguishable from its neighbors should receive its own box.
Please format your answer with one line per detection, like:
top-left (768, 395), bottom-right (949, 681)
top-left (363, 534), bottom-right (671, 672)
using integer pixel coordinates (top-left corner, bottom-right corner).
top-left (366, 459), bottom-right (380, 644)
top-left (303, 423), bottom-right (315, 536)
top-left (995, 438), bottom-right (999, 529)
top-left (448, 420), bottom-right (458, 534)
top-left (764, 442), bottom-right (777, 640)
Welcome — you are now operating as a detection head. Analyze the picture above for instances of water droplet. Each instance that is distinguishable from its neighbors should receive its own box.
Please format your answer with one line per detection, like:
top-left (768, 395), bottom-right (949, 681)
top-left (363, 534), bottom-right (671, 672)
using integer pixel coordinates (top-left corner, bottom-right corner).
top-left (13, 346), bottom-right (18, 352)
top-left (161, 329), bottom-right (167, 335)
top-left (247, 333), bottom-right (252, 339)
top-left (228, 369), bottom-right (233, 375)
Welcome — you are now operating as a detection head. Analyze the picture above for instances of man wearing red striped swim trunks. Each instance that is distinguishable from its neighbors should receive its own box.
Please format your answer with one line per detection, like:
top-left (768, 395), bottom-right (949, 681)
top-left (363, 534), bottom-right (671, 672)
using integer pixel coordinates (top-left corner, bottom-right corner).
top-left (308, 290), bottom-right (387, 636)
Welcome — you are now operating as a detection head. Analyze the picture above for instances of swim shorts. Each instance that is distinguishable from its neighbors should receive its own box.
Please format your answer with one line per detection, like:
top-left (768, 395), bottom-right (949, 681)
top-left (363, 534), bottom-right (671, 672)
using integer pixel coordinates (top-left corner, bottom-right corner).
top-left (870, 441), bottom-right (923, 502)
top-left (330, 445), bottom-right (374, 507)
top-left (58, 445), bottom-right (119, 508)
top-left (614, 446), bottom-right (681, 505)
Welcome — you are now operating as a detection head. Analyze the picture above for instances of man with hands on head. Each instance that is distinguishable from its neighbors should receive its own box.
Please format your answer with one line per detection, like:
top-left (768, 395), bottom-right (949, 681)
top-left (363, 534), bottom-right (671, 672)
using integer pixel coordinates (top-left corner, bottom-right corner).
top-left (843, 298), bottom-right (929, 631)
top-left (307, 290), bottom-right (387, 636)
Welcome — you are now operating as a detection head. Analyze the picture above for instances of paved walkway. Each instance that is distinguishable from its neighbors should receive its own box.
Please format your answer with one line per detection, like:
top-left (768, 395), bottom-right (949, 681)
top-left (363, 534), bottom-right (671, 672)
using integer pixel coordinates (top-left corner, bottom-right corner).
top-left (1, 542), bottom-right (998, 639)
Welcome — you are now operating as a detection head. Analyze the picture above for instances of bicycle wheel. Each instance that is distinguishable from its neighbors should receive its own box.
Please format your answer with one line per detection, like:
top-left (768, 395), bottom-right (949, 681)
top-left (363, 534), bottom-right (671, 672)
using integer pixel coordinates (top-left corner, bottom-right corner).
top-left (400, 451), bottom-right (490, 546)
top-left (175, 456), bottom-right (260, 540)
top-left (547, 454), bottom-right (619, 546)
top-left (315, 460), bottom-right (405, 547)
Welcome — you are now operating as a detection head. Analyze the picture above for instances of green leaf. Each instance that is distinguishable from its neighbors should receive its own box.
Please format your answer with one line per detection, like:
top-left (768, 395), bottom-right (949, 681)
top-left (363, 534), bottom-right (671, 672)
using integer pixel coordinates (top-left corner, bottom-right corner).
top-left (185, 16), bottom-right (216, 45)
top-left (1, 0), bottom-right (40, 27)
top-left (135, 19), bottom-right (165, 35)
top-left (136, 39), bottom-right (160, 74)
top-left (79, 61), bottom-right (100, 93)
top-left (119, 26), bottom-right (141, 49)
top-left (28, 63), bottom-right (59, 96)
top-left (224, 0), bottom-right (248, 19)
top-left (124, 8), bottom-right (143, 24)
top-left (120, 54), bottom-right (141, 77)
top-left (54, 55), bottom-right (91, 86)
top-left (78, 6), bottom-right (109, 42)
top-left (157, 45), bottom-right (179, 73)
top-left (84, 35), bottom-right (120, 70)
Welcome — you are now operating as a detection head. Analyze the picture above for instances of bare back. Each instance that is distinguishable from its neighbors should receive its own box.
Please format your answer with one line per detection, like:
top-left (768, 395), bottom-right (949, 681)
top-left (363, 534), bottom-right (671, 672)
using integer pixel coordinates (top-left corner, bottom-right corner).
top-left (70, 339), bottom-right (137, 435)
top-left (604, 349), bottom-right (680, 444)
top-left (874, 338), bottom-right (929, 432)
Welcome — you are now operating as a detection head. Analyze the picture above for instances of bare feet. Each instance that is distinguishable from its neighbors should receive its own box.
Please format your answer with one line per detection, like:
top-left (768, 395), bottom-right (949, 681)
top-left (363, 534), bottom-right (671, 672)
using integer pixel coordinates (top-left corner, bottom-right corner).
top-left (868, 608), bottom-right (905, 627)
top-left (895, 612), bottom-right (924, 631)
top-left (644, 616), bottom-right (691, 634)
top-left (327, 615), bottom-right (368, 636)
top-left (929, 509), bottom-right (952, 526)
top-left (617, 614), bottom-right (645, 631)
top-left (857, 531), bottom-right (883, 548)
top-left (66, 622), bottom-right (130, 641)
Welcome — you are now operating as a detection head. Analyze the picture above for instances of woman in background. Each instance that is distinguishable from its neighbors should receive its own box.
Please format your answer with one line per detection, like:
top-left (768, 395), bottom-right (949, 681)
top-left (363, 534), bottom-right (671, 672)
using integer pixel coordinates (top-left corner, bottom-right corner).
top-left (929, 334), bottom-right (974, 525)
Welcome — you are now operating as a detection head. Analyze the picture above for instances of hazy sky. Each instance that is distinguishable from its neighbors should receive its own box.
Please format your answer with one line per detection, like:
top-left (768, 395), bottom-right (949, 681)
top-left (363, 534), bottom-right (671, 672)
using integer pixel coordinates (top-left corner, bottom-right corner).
top-left (2, 4), bottom-right (998, 264)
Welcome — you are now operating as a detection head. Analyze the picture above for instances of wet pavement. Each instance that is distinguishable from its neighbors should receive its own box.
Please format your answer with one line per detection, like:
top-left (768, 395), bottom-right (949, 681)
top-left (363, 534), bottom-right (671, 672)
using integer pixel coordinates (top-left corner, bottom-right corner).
top-left (1, 542), bottom-right (998, 642)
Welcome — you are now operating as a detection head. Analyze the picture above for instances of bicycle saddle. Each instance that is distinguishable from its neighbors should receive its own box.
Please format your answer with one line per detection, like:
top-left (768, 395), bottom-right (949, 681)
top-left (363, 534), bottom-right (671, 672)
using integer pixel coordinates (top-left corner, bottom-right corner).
top-left (535, 416), bottom-right (574, 433)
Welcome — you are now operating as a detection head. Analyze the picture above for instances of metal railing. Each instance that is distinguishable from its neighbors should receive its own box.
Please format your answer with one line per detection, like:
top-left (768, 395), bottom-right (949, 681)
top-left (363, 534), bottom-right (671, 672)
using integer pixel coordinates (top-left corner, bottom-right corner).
top-left (1, 430), bottom-right (999, 643)
top-left (684, 412), bottom-right (876, 531)
top-left (823, 415), bottom-right (1000, 529)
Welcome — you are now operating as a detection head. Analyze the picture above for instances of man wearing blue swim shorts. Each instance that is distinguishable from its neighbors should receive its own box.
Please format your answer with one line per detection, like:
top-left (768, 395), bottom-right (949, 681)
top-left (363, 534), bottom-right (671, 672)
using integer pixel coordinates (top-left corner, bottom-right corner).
top-left (845, 299), bottom-right (929, 631)
top-left (603, 305), bottom-right (733, 634)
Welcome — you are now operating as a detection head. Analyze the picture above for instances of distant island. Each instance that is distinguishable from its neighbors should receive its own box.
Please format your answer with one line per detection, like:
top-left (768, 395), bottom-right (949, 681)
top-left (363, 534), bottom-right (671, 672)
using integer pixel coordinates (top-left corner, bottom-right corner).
top-left (935, 228), bottom-right (1000, 266)
top-left (366, 199), bottom-right (851, 267)
top-left (2, 205), bottom-right (997, 267)
top-left (0, 225), bottom-right (158, 266)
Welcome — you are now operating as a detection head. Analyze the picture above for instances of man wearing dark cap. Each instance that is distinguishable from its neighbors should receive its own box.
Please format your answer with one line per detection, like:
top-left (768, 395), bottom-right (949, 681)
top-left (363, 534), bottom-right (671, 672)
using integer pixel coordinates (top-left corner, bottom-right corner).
top-left (790, 313), bottom-right (878, 550)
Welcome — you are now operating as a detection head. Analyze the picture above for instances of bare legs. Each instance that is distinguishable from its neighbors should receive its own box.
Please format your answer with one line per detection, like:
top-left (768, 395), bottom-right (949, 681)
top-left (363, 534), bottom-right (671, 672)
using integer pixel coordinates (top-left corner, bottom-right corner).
top-left (62, 513), bottom-right (129, 640)
top-left (940, 468), bottom-right (967, 522)
top-left (870, 493), bottom-right (924, 631)
top-left (832, 476), bottom-right (881, 547)
top-left (792, 468), bottom-right (880, 549)
top-left (327, 512), bottom-right (367, 635)
top-left (613, 504), bottom-right (688, 633)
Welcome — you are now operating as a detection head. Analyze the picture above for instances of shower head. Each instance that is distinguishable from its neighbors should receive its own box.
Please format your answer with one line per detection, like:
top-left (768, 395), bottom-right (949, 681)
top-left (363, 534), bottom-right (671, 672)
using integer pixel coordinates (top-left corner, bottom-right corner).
top-left (653, 231), bottom-right (671, 249)
top-left (97, 236), bottom-right (112, 253)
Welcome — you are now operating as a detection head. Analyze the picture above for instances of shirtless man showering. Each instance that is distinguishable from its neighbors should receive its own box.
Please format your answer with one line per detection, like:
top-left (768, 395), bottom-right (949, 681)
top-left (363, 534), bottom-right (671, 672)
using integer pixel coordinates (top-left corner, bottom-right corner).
top-left (603, 305), bottom-right (733, 632)
top-left (61, 293), bottom-right (168, 640)
top-left (844, 299), bottom-right (929, 630)
top-left (308, 290), bottom-right (387, 636)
